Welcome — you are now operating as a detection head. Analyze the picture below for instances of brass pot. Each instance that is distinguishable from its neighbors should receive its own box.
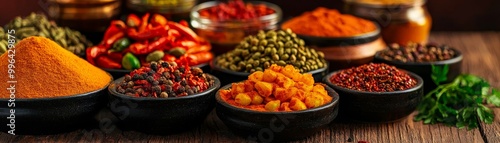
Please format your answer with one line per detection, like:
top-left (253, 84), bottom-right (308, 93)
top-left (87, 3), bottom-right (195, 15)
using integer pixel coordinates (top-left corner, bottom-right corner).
top-left (47, 0), bottom-right (121, 32)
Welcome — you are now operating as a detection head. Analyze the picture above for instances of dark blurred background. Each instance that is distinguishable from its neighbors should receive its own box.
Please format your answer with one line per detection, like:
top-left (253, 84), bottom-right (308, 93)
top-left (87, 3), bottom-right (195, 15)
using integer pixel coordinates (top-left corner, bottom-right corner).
top-left (1, 0), bottom-right (499, 31)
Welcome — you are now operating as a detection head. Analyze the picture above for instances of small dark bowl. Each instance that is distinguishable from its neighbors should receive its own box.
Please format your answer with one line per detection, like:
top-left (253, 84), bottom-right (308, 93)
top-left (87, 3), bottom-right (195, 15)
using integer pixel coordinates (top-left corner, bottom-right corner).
top-left (280, 22), bottom-right (386, 71)
top-left (0, 78), bottom-right (111, 135)
top-left (104, 63), bottom-right (210, 79)
top-left (323, 70), bottom-right (423, 123)
top-left (215, 83), bottom-right (339, 142)
top-left (107, 74), bottom-right (220, 134)
top-left (210, 60), bottom-right (329, 86)
top-left (373, 48), bottom-right (463, 93)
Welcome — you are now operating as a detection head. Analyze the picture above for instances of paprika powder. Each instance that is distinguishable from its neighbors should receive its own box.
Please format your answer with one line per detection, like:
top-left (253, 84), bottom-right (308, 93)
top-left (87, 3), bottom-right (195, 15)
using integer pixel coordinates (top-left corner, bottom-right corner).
top-left (0, 36), bottom-right (111, 98)
top-left (281, 7), bottom-right (377, 37)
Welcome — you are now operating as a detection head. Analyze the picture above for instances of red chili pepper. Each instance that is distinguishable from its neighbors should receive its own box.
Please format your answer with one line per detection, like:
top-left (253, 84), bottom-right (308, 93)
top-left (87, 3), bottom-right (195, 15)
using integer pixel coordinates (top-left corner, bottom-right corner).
top-left (103, 20), bottom-right (126, 42)
top-left (162, 54), bottom-right (177, 62)
top-left (126, 14), bottom-right (141, 27)
top-left (86, 46), bottom-right (108, 65)
top-left (168, 29), bottom-right (180, 38)
top-left (179, 20), bottom-right (189, 27)
top-left (186, 52), bottom-right (213, 65)
top-left (151, 14), bottom-right (168, 27)
top-left (139, 13), bottom-right (151, 32)
top-left (129, 42), bottom-right (149, 55)
top-left (96, 56), bottom-right (122, 69)
top-left (127, 25), bottom-right (169, 41)
top-left (167, 22), bottom-right (198, 42)
top-left (102, 32), bottom-right (125, 49)
top-left (107, 51), bottom-right (124, 63)
top-left (186, 44), bottom-right (211, 54)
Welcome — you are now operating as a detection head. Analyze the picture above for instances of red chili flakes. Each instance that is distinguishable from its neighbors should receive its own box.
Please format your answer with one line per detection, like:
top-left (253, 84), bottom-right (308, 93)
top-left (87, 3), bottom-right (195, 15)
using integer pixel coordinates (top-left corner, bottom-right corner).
top-left (330, 63), bottom-right (417, 92)
top-left (199, 0), bottom-right (275, 20)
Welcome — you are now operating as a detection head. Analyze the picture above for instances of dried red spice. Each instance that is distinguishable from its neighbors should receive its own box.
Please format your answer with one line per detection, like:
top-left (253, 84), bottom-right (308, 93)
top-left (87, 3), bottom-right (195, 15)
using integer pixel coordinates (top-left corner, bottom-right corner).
top-left (116, 60), bottom-right (215, 98)
top-left (330, 63), bottom-right (417, 92)
top-left (198, 0), bottom-right (275, 20)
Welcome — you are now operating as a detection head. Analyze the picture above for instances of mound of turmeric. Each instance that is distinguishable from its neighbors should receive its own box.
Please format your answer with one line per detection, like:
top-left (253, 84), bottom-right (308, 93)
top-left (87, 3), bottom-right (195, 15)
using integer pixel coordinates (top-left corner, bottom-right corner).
top-left (0, 36), bottom-right (111, 98)
top-left (281, 7), bottom-right (377, 37)
top-left (220, 64), bottom-right (332, 112)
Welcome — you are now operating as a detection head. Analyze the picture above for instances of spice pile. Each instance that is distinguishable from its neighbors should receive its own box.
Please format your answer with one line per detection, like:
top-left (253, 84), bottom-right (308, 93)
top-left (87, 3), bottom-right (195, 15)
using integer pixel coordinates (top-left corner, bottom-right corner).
top-left (198, 0), bottom-right (275, 20)
top-left (378, 43), bottom-right (457, 62)
top-left (216, 29), bottom-right (327, 73)
top-left (87, 13), bottom-right (213, 70)
top-left (220, 64), bottom-right (333, 111)
top-left (0, 13), bottom-right (92, 57)
top-left (330, 63), bottom-right (417, 92)
top-left (0, 36), bottom-right (111, 98)
top-left (281, 7), bottom-right (377, 37)
top-left (115, 61), bottom-right (215, 98)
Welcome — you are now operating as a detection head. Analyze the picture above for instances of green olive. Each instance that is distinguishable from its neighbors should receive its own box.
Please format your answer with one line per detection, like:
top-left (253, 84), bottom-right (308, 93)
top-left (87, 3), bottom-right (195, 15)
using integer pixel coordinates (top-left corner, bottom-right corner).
top-left (251, 38), bottom-right (259, 46)
top-left (278, 48), bottom-right (285, 55)
top-left (253, 60), bottom-right (260, 67)
top-left (251, 46), bottom-right (258, 52)
top-left (230, 65), bottom-right (238, 71)
top-left (252, 52), bottom-right (261, 59)
top-left (255, 67), bottom-right (263, 71)
top-left (290, 55), bottom-right (297, 62)
top-left (271, 48), bottom-right (277, 55)
top-left (258, 46), bottom-right (265, 52)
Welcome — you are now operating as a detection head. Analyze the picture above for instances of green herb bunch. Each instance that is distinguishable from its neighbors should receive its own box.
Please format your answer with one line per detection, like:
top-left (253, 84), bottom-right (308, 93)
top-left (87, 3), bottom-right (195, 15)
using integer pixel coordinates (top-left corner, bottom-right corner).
top-left (414, 65), bottom-right (500, 129)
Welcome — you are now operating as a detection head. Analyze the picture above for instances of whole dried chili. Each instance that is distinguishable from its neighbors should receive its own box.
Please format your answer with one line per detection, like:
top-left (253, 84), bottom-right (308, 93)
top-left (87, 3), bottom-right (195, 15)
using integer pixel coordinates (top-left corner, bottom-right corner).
top-left (116, 60), bottom-right (215, 98)
top-left (330, 63), bottom-right (417, 92)
top-left (198, 0), bottom-right (275, 20)
top-left (86, 13), bottom-right (213, 70)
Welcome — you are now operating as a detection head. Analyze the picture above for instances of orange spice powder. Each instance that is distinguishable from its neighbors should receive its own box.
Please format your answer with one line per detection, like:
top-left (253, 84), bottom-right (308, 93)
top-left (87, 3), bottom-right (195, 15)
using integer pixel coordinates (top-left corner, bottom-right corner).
top-left (0, 36), bottom-right (111, 98)
top-left (281, 7), bottom-right (377, 37)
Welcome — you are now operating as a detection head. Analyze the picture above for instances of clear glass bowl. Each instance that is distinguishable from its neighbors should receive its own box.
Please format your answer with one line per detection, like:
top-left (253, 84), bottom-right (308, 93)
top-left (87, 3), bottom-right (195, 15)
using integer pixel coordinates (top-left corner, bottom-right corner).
top-left (190, 1), bottom-right (282, 55)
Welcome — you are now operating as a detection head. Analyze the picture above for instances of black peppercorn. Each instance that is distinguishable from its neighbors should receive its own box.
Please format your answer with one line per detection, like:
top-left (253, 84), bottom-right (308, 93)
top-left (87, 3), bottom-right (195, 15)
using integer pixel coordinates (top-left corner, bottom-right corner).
top-left (179, 67), bottom-right (185, 73)
top-left (163, 72), bottom-right (171, 79)
top-left (146, 76), bottom-right (155, 83)
top-left (187, 89), bottom-right (194, 95)
top-left (152, 85), bottom-right (161, 95)
top-left (125, 88), bottom-right (134, 93)
top-left (133, 74), bottom-right (142, 80)
top-left (141, 73), bottom-right (148, 79)
top-left (180, 79), bottom-right (187, 86)
top-left (166, 80), bottom-right (173, 85)
top-left (165, 85), bottom-right (173, 92)
top-left (150, 62), bottom-right (158, 71)
top-left (177, 86), bottom-right (185, 93)
top-left (152, 80), bottom-right (159, 86)
top-left (117, 86), bottom-right (126, 93)
top-left (161, 61), bottom-right (170, 68)
top-left (148, 70), bottom-right (155, 76)
top-left (158, 77), bottom-right (167, 84)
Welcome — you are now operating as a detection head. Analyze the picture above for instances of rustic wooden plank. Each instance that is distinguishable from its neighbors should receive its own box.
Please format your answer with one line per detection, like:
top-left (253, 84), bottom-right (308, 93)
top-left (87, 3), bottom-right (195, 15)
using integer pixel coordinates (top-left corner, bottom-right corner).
top-left (472, 32), bottom-right (500, 143)
top-left (2, 32), bottom-right (500, 143)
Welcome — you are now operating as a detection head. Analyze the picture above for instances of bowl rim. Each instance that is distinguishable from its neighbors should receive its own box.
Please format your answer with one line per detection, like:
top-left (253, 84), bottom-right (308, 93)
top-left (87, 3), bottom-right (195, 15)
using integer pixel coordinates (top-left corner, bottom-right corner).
top-left (108, 73), bottom-right (221, 101)
top-left (374, 46), bottom-right (463, 66)
top-left (0, 73), bottom-right (113, 101)
top-left (190, 0), bottom-right (283, 23)
top-left (215, 82), bottom-right (340, 114)
top-left (210, 59), bottom-right (328, 76)
top-left (323, 68), bottom-right (424, 95)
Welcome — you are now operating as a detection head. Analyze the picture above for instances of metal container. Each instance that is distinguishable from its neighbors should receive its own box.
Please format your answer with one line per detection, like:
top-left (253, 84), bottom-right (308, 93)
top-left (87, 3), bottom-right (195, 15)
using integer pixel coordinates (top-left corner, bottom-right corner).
top-left (126, 0), bottom-right (197, 21)
top-left (47, 0), bottom-right (121, 32)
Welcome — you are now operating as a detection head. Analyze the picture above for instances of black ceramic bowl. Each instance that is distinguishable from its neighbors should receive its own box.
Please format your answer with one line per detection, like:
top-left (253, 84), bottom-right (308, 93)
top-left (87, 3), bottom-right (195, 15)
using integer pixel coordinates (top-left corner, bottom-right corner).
top-left (0, 79), bottom-right (111, 135)
top-left (104, 63), bottom-right (210, 79)
top-left (107, 74), bottom-right (220, 134)
top-left (323, 70), bottom-right (423, 123)
top-left (373, 47), bottom-right (463, 93)
top-left (280, 21), bottom-right (386, 71)
top-left (210, 60), bottom-right (329, 86)
top-left (215, 83), bottom-right (339, 142)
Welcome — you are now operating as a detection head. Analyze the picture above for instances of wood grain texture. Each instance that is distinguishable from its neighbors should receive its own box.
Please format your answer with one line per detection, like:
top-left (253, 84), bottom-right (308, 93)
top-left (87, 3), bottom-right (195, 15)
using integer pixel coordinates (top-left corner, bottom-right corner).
top-left (1, 32), bottom-right (500, 143)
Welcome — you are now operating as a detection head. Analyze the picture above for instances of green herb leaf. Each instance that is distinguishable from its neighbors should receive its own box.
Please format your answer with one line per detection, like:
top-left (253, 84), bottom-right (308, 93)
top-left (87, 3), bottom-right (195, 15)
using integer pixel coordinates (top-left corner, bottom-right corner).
top-left (415, 65), bottom-right (499, 130)
top-left (487, 89), bottom-right (500, 106)
top-left (431, 64), bottom-right (449, 85)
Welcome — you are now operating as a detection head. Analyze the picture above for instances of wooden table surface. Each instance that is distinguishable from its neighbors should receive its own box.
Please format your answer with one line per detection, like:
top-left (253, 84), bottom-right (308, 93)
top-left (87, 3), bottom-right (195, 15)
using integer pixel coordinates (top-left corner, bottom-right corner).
top-left (2, 32), bottom-right (500, 143)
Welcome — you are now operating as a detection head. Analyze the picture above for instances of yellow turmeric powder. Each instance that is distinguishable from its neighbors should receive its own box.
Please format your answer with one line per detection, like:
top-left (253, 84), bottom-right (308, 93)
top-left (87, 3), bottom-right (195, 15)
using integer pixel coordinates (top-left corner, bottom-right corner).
top-left (281, 7), bottom-right (377, 37)
top-left (0, 36), bottom-right (111, 98)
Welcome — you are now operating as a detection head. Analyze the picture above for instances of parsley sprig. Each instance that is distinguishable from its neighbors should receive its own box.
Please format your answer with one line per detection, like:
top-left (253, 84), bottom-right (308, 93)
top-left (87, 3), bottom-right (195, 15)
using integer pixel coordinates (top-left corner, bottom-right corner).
top-left (414, 65), bottom-right (500, 129)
